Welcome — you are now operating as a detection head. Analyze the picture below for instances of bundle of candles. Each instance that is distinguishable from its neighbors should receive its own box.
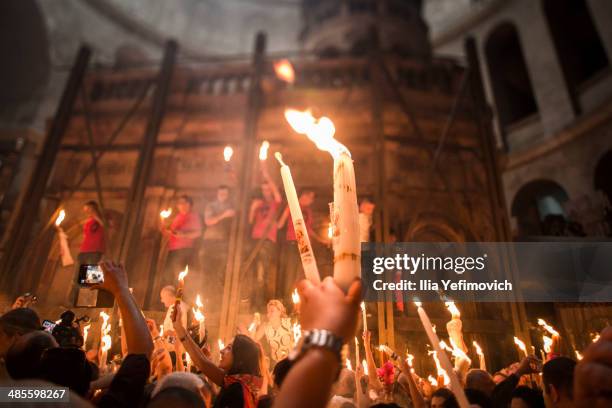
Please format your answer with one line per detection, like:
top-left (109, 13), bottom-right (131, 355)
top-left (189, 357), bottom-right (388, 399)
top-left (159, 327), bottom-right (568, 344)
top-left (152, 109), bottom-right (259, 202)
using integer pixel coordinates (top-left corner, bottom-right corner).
top-left (99, 311), bottom-right (112, 370)
top-left (192, 294), bottom-right (206, 341)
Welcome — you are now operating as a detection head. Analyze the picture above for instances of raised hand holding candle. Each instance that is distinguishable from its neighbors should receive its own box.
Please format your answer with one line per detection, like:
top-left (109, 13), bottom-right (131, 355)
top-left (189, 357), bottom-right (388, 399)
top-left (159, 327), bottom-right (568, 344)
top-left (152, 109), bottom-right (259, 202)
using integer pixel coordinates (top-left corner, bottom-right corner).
top-left (514, 336), bottom-right (528, 358)
top-left (415, 301), bottom-right (470, 408)
top-left (173, 266), bottom-right (189, 322)
top-left (360, 301), bottom-right (367, 332)
top-left (274, 152), bottom-right (321, 284)
top-left (284, 109), bottom-right (360, 291)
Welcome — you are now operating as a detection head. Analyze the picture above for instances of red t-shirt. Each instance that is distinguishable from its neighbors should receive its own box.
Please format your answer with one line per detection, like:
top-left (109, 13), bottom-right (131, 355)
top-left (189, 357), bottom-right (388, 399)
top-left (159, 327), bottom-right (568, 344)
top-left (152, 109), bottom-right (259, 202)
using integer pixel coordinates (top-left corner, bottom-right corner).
top-left (286, 206), bottom-right (313, 241)
top-left (80, 217), bottom-right (105, 253)
top-left (168, 211), bottom-right (202, 251)
top-left (251, 200), bottom-right (280, 242)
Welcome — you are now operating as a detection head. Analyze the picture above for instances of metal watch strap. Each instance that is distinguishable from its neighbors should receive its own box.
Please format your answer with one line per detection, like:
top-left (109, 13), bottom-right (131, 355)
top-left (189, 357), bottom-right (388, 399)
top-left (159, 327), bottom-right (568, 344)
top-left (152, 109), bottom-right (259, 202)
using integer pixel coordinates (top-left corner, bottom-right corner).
top-left (301, 329), bottom-right (344, 360)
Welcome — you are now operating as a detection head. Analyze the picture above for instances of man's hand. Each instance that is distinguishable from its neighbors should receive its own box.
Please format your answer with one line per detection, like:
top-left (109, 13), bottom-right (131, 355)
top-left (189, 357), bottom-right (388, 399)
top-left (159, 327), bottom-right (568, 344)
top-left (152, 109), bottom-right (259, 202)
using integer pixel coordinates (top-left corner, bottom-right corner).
top-left (146, 318), bottom-right (160, 338)
top-left (574, 327), bottom-right (612, 408)
top-left (172, 303), bottom-right (187, 339)
top-left (94, 261), bottom-right (129, 295)
top-left (297, 277), bottom-right (361, 341)
top-left (515, 355), bottom-right (541, 377)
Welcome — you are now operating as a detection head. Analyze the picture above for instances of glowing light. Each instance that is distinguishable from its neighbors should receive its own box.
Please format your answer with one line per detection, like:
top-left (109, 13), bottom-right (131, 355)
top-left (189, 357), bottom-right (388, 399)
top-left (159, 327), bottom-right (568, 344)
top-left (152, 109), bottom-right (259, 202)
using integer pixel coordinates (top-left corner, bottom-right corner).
top-left (274, 59), bottom-right (295, 83)
top-left (159, 324), bottom-right (164, 337)
top-left (428, 375), bottom-right (439, 387)
top-left (439, 340), bottom-right (452, 353)
top-left (185, 352), bottom-right (192, 368)
top-left (445, 301), bottom-right (461, 318)
top-left (543, 335), bottom-right (553, 353)
top-left (83, 324), bottom-right (91, 348)
top-left (223, 146), bottom-right (234, 162)
top-left (218, 339), bottom-right (225, 351)
top-left (284, 109), bottom-right (348, 159)
top-left (178, 266), bottom-right (189, 282)
top-left (537, 319), bottom-right (559, 337)
top-left (160, 208), bottom-right (172, 219)
top-left (292, 321), bottom-right (302, 344)
top-left (346, 358), bottom-right (353, 371)
top-left (259, 140), bottom-right (270, 161)
top-left (99, 311), bottom-right (112, 353)
top-left (406, 353), bottom-right (415, 367)
top-left (291, 288), bottom-right (300, 305)
top-left (362, 359), bottom-right (368, 375)
top-left (514, 336), bottom-right (528, 357)
top-left (195, 294), bottom-right (203, 309)
top-left (193, 307), bottom-right (205, 323)
top-left (55, 210), bottom-right (66, 227)
top-left (414, 301), bottom-right (422, 308)
top-left (592, 333), bottom-right (601, 343)
top-left (575, 350), bottom-right (583, 360)
top-left (327, 222), bottom-right (333, 239)
top-left (473, 341), bottom-right (484, 356)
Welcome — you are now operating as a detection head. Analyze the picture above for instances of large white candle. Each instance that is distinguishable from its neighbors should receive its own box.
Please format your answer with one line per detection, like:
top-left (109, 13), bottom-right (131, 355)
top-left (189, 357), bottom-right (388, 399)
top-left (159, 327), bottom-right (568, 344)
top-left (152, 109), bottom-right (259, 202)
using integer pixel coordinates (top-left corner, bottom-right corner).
top-left (415, 302), bottom-right (470, 408)
top-left (274, 153), bottom-right (321, 284)
top-left (284, 109), bottom-right (360, 291)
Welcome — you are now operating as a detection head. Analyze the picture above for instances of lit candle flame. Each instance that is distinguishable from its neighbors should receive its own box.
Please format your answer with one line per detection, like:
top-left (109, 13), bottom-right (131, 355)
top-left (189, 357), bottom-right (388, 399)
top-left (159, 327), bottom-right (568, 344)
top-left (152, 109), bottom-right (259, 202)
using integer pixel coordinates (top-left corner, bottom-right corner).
top-left (291, 288), bottom-right (300, 305)
top-left (99, 311), bottom-right (112, 353)
top-left (273, 59), bottom-right (295, 83)
top-left (55, 210), bottom-right (66, 227)
top-left (83, 323), bottom-right (91, 348)
top-left (178, 266), bottom-right (189, 282)
top-left (445, 301), bottom-right (461, 318)
top-left (362, 359), bottom-right (368, 375)
top-left (537, 318), bottom-right (559, 337)
top-left (195, 294), bottom-right (203, 309)
top-left (360, 302), bottom-right (366, 312)
top-left (284, 109), bottom-right (348, 159)
top-left (406, 353), bottom-right (415, 367)
top-left (473, 340), bottom-right (484, 356)
top-left (223, 146), bottom-right (234, 162)
top-left (514, 336), bottom-right (528, 357)
top-left (346, 358), bottom-right (353, 371)
top-left (218, 339), bottom-right (225, 351)
top-left (327, 222), bottom-right (333, 239)
top-left (543, 335), bottom-right (553, 353)
top-left (259, 140), bottom-right (270, 161)
top-left (160, 208), bottom-right (172, 219)
top-left (185, 352), bottom-right (192, 368)
top-left (414, 301), bottom-right (422, 307)
top-left (193, 307), bottom-right (205, 323)
top-left (439, 340), bottom-right (453, 352)
top-left (592, 333), bottom-right (601, 343)
top-left (428, 375), bottom-right (439, 387)
top-left (575, 350), bottom-right (583, 360)
top-left (292, 321), bottom-right (302, 344)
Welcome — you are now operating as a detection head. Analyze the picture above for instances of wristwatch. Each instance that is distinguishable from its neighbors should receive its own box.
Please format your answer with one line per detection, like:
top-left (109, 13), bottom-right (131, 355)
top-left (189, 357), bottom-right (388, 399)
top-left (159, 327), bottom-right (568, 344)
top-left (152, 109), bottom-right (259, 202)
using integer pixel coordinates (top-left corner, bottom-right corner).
top-left (290, 329), bottom-right (344, 364)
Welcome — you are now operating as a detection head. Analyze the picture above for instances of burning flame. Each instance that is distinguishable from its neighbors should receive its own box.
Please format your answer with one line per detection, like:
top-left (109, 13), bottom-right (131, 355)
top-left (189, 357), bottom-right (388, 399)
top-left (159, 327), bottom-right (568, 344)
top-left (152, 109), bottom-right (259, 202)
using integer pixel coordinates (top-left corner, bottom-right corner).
top-left (223, 146), bottom-right (234, 162)
top-left (284, 109), bottom-right (348, 159)
top-left (83, 324), bottom-right (91, 348)
top-left (543, 335), bottom-right (553, 353)
top-left (159, 324), bottom-right (164, 337)
top-left (55, 210), bottom-right (66, 227)
top-left (406, 353), bottom-right (415, 367)
top-left (292, 321), bottom-right (302, 344)
top-left (160, 208), bottom-right (172, 219)
top-left (178, 266), bottom-right (189, 282)
top-left (259, 140), bottom-right (270, 161)
top-left (346, 358), bottom-right (353, 371)
top-left (473, 340), bottom-right (484, 356)
top-left (195, 294), bottom-right (203, 309)
top-left (414, 301), bottom-right (423, 307)
top-left (193, 307), bottom-right (205, 323)
top-left (274, 59), bottom-right (295, 83)
top-left (592, 333), bottom-right (601, 343)
top-left (218, 339), bottom-right (225, 351)
top-left (362, 359), bottom-right (368, 375)
top-left (449, 338), bottom-right (471, 364)
top-left (327, 222), bottom-right (333, 239)
top-left (428, 375), bottom-right (439, 387)
top-left (291, 288), bottom-right (300, 304)
top-left (430, 351), bottom-right (450, 385)
top-left (185, 352), bottom-right (192, 368)
top-left (514, 336), bottom-right (528, 356)
top-left (439, 340), bottom-right (453, 353)
top-left (538, 318), bottom-right (559, 337)
top-left (445, 301), bottom-right (461, 318)
top-left (99, 311), bottom-right (112, 352)
top-left (360, 301), bottom-right (366, 313)
top-left (378, 344), bottom-right (395, 357)
top-left (575, 350), bottom-right (583, 360)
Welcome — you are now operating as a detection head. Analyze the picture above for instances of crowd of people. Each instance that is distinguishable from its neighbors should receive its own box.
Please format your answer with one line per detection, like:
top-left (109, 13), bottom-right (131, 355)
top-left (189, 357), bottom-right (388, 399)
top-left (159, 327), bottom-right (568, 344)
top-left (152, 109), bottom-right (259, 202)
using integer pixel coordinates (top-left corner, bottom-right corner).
top-left (1, 261), bottom-right (612, 407)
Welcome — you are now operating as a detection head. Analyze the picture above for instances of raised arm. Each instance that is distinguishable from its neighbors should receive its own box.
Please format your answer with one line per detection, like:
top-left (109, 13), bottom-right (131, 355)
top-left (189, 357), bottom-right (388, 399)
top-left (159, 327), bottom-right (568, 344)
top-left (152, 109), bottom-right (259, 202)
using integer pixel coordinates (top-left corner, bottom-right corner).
top-left (398, 356), bottom-right (426, 408)
top-left (274, 277), bottom-right (361, 408)
top-left (363, 330), bottom-right (383, 392)
top-left (261, 165), bottom-right (282, 203)
top-left (97, 262), bottom-right (153, 358)
top-left (173, 303), bottom-right (226, 386)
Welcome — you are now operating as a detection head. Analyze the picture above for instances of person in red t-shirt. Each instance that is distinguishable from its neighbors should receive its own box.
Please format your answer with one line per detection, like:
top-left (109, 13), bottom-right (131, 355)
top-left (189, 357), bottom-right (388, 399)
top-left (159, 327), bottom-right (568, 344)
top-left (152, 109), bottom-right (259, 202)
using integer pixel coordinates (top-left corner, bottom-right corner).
top-left (277, 189), bottom-right (326, 300)
top-left (73, 201), bottom-right (106, 305)
top-left (160, 195), bottom-right (202, 287)
top-left (248, 166), bottom-right (281, 307)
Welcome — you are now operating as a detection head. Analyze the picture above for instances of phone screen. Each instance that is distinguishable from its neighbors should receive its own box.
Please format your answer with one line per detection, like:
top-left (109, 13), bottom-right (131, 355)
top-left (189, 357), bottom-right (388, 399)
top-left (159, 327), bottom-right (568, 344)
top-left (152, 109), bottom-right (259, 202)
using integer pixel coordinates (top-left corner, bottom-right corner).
top-left (78, 264), bottom-right (104, 286)
top-left (42, 320), bottom-right (56, 332)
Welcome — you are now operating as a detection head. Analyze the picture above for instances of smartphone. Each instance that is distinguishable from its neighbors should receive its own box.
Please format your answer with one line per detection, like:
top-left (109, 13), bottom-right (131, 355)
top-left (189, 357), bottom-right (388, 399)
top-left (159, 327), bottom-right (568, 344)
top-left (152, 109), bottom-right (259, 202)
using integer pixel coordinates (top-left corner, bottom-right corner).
top-left (42, 320), bottom-right (56, 333)
top-left (78, 264), bottom-right (104, 286)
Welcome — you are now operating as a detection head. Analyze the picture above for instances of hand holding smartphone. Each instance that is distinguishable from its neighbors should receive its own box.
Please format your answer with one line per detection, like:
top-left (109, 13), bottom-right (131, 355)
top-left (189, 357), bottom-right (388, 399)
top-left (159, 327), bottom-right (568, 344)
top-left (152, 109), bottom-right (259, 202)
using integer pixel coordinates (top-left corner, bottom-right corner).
top-left (78, 264), bottom-right (104, 286)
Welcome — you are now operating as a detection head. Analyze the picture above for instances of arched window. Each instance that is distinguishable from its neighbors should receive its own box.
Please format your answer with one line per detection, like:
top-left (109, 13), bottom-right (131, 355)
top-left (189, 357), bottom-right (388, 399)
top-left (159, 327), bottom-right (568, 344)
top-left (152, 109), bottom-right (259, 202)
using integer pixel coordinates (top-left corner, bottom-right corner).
top-left (543, 0), bottom-right (609, 114)
top-left (594, 150), bottom-right (612, 205)
top-left (485, 23), bottom-right (539, 132)
top-left (511, 180), bottom-right (569, 237)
